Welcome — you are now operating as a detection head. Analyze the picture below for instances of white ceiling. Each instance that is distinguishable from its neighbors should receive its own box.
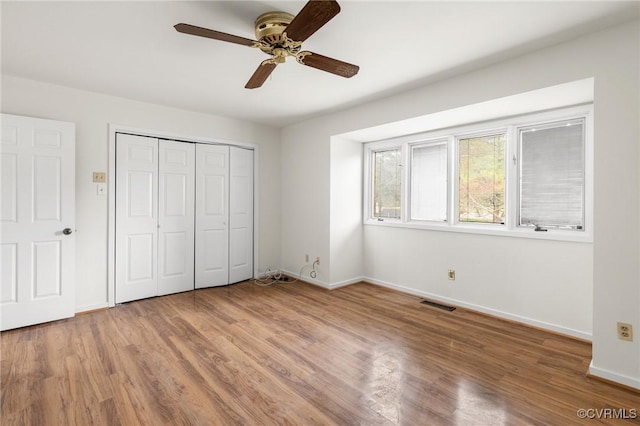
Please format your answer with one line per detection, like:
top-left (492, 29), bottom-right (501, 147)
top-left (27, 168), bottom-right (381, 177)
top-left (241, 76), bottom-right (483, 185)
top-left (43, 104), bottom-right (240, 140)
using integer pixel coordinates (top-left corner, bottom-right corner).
top-left (2, 1), bottom-right (638, 127)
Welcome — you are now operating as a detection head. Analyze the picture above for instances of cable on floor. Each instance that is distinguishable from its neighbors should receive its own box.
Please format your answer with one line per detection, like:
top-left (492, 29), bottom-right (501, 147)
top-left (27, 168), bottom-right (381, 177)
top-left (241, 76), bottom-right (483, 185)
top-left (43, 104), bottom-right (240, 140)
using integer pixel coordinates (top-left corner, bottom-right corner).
top-left (253, 262), bottom-right (317, 287)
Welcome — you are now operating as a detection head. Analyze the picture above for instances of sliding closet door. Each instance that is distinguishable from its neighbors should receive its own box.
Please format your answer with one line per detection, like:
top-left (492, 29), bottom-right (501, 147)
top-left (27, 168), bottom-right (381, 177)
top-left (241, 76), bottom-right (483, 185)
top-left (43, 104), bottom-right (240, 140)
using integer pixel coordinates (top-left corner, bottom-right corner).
top-left (229, 147), bottom-right (254, 283)
top-left (115, 134), bottom-right (158, 303)
top-left (157, 140), bottom-right (195, 296)
top-left (195, 144), bottom-right (229, 288)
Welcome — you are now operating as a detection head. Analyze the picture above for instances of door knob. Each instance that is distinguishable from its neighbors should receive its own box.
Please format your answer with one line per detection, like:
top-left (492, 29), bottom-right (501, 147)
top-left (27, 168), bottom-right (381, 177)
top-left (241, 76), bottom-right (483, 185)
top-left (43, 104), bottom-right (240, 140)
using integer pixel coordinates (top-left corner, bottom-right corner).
top-left (62, 228), bottom-right (73, 235)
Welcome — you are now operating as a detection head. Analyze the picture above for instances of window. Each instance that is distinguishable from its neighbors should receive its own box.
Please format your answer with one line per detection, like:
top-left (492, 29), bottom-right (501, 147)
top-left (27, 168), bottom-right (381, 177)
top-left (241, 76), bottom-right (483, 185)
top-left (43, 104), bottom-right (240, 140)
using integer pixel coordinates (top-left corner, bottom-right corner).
top-left (458, 134), bottom-right (505, 224)
top-left (519, 119), bottom-right (585, 229)
top-left (371, 148), bottom-right (401, 219)
top-left (363, 105), bottom-right (592, 241)
top-left (410, 142), bottom-right (447, 221)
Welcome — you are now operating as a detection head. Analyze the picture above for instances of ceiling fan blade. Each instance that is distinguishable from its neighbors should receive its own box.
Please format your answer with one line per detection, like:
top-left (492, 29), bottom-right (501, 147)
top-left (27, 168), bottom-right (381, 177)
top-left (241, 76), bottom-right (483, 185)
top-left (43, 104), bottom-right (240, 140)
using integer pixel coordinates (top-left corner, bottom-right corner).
top-left (284, 0), bottom-right (341, 42)
top-left (298, 52), bottom-right (359, 78)
top-left (245, 62), bottom-right (277, 89)
top-left (174, 23), bottom-right (256, 47)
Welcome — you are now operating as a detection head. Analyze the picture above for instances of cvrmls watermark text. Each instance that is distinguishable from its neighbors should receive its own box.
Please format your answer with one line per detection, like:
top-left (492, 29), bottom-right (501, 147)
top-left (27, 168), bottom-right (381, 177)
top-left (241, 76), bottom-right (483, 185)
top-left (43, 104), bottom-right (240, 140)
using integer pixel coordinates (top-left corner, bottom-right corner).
top-left (576, 408), bottom-right (637, 419)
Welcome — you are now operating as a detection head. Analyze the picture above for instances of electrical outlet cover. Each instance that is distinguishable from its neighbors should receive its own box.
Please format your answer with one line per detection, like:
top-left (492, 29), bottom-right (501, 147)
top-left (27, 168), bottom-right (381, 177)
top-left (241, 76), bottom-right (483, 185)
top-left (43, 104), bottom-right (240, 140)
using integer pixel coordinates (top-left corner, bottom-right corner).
top-left (93, 172), bottom-right (106, 183)
top-left (617, 322), bottom-right (633, 341)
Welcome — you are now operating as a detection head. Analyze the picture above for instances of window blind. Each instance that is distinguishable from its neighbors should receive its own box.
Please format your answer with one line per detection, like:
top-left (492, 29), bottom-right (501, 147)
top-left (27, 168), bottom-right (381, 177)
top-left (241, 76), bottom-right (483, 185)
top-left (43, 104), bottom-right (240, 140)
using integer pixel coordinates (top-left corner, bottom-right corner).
top-left (519, 120), bottom-right (585, 229)
top-left (411, 143), bottom-right (447, 221)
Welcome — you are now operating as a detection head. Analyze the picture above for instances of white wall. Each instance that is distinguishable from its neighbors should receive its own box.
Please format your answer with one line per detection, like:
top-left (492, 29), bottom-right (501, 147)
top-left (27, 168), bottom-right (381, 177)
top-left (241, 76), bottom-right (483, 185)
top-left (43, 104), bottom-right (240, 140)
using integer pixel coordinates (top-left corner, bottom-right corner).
top-left (363, 227), bottom-right (592, 337)
top-left (329, 136), bottom-right (363, 286)
top-left (280, 123), bottom-right (330, 283)
top-left (1, 75), bottom-right (282, 312)
top-left (589, 21), bottom-right (640, 388)
top-left (281, 21), bottom-right (639, 388)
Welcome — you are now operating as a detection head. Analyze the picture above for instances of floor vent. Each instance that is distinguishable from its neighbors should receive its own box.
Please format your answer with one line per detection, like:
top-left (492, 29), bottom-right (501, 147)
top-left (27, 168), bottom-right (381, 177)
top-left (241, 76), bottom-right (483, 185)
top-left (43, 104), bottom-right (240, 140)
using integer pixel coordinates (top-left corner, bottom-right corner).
top-left (420, 299), bottom-right (456, 311)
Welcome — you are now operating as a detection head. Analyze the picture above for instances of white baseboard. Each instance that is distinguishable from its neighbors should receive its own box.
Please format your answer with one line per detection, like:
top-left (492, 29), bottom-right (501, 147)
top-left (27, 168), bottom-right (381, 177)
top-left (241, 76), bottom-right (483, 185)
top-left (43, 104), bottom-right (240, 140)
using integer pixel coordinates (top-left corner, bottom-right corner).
top-left (280, 270), bottom-right (360, 290)
top-left (281, 269), bottom-right (330, 288)
top-left (328, 276), bottom-right (365, 289)
top-left (589, 360), bottom-right (640, 390)
top-left (272, 271), bottom-right (593, 341)
top-left (362, 276), bottom-right (593, 341)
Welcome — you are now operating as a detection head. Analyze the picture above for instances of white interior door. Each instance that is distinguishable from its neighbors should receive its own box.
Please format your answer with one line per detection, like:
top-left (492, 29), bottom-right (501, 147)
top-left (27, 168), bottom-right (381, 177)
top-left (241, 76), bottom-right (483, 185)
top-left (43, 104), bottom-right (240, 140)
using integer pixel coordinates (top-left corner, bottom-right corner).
top-left (195, 144), bottom-right (229, 288)
top-left (229, 147), bottom-right (254, 283)
top-left (157, 140), bottom-right (195, 296)
top-left (115, 133), bottom-right (158, 303)
top-left (1, 113), bottom-right (75, 331)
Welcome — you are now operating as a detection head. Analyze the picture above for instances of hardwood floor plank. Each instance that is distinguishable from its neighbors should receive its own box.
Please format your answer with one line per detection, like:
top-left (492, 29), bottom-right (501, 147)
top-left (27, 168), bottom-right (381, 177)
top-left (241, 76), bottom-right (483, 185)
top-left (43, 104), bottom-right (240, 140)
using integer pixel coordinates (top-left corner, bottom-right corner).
top-left (2, 281), bottom-right (639, 425)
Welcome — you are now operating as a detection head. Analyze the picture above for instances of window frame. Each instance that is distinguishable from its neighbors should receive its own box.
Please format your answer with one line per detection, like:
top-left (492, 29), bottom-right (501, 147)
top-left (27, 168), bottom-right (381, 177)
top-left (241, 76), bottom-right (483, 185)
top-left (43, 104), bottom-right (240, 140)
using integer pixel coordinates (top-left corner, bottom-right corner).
top-left (363, 105), bottom-right (593, 243)
top-left (364, 140), bottom-right (404, 223)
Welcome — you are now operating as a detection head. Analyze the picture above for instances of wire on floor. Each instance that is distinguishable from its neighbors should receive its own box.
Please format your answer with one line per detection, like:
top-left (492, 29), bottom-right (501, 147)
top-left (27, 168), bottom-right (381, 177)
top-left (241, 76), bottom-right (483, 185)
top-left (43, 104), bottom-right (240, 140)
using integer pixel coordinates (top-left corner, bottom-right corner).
top-left (253, 263), bottom-right (316, 287)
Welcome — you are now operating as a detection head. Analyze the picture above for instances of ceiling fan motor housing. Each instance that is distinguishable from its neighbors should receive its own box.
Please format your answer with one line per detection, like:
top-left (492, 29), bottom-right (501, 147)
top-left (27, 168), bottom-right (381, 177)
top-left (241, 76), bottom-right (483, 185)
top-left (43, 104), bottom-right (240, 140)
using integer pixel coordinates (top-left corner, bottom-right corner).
top-left (254, 12), bottom-right (301, 58)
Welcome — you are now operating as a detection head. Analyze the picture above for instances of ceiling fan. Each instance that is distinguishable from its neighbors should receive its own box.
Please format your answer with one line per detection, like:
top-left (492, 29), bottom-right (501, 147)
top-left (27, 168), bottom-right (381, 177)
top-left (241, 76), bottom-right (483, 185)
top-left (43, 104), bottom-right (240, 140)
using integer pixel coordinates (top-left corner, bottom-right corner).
top-left (174, 0), bottom-right (359, 89)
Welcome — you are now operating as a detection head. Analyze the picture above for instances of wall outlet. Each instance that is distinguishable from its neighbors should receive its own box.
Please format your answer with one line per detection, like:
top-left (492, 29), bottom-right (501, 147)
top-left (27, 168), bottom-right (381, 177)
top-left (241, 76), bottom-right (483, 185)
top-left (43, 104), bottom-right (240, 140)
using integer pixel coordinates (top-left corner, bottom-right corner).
top-left (315, 257), bottom-right (320, 265)
top-left (617, 322), bottom-right (633, 341)
top-left (448, 269), bottom-right (455, 280)
top-left (92, 172), bottom-right (106, 183)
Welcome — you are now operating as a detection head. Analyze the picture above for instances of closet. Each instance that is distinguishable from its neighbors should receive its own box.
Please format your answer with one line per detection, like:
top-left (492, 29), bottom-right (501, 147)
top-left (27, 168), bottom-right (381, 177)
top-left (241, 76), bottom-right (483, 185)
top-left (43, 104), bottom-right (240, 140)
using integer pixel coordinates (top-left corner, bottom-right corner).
top-left (115, 133), bottom-right (253, 303)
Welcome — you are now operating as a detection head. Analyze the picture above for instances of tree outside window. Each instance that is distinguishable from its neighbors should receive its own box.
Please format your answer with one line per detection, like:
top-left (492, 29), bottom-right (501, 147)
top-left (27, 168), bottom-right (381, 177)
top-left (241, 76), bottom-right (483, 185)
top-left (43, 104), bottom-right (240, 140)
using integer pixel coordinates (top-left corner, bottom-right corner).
top-left (372, 149), bottom-right (401, 219)
top-left (458, 134), bottom-right (505, 224)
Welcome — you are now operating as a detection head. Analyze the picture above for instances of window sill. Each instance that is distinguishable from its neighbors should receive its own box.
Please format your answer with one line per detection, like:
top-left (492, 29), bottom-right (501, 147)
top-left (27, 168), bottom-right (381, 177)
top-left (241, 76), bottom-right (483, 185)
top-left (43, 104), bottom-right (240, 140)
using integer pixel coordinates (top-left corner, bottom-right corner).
top-left (364, 219), bottom-right (592, 243)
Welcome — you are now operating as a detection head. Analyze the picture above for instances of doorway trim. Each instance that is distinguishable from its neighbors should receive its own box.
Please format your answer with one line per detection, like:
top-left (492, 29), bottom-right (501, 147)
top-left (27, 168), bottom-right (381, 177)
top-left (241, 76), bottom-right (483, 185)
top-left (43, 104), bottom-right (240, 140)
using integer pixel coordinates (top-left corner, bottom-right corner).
top-left (107, 123), bottom-right (260, 307)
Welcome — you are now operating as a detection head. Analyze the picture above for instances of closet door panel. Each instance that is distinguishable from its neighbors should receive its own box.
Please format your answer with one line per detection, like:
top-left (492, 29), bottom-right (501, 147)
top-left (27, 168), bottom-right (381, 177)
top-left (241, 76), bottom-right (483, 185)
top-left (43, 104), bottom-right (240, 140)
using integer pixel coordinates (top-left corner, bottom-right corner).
top-left (195, 145), bottom-right (229, 288)
top-left (229, 147), bottom-right (254, 283)
top-left (157, 140), bottom-right (195, 296)
top-left (115, 134), bottom-right (158, 303)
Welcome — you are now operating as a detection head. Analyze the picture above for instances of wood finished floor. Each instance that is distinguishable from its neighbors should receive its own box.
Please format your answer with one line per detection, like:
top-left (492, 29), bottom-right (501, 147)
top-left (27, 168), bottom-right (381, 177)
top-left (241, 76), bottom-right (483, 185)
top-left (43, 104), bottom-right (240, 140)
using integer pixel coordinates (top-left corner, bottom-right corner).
top-left (1, 281), bottom-right (638, 425)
